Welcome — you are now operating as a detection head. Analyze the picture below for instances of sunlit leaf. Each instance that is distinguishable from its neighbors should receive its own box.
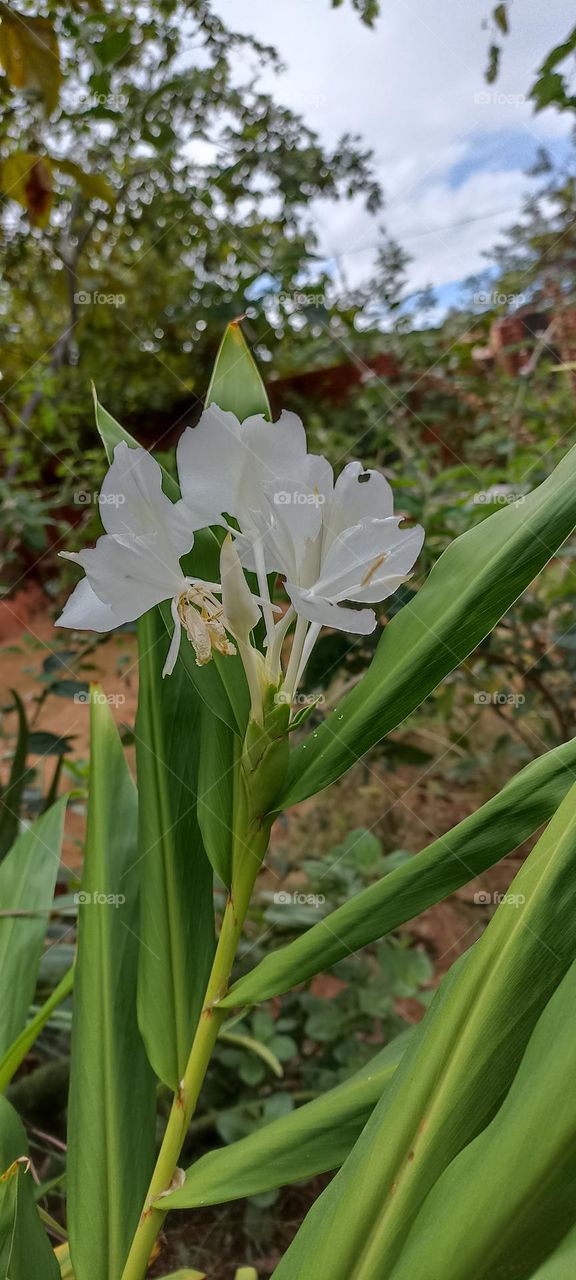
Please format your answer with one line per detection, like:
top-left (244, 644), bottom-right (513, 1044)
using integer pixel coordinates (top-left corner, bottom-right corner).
top-left (0, 9), bottom-right (61, 113)
top-left (223, 737), bottom-right (576, 1008)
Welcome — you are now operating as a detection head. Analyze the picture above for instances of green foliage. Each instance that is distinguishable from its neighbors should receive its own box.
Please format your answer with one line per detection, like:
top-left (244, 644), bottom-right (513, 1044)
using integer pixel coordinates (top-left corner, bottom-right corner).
top-left (389, 956), bottom-right (576, 1278)
top-left (4, 153), bottom-right (576, 1274)
top-left (0, 0), bottom-right (380, 553)
top-left (67, 692), bottom-right (156, 1280)
top-left (163, 1034), bottom-right (409, 1209)
top-left (223, 739), bottom-right (576, 1008)
top-left (136, 607), bottom-right (215, 1090)
top-left (273, 779), bottom-right (576, 1277)
top-left (280, 440), bottom-right (576, 807)
top-left (0, 1096), bottom-right (60, 1278)
top-left (0, 798), bottom-right (65, 1057)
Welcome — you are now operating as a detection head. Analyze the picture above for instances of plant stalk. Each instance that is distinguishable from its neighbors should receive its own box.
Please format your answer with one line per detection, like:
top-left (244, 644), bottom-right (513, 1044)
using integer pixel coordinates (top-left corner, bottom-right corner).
top-left (120, 857), bottom-right (258, 1280)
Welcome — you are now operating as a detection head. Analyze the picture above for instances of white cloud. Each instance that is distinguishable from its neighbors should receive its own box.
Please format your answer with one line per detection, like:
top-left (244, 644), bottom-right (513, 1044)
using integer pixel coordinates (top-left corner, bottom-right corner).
top-left (213, 0), bottom-right (574, 296)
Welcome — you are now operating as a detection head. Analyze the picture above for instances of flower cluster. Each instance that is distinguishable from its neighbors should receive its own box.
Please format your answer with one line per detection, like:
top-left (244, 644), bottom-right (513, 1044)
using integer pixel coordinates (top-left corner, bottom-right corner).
top-left (57, 407), bottom-right (424, 720)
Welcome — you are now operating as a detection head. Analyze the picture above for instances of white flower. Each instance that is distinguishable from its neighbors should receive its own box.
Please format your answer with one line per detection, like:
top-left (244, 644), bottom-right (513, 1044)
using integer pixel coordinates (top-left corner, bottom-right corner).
top-left (176, 405), bottom-right (423, 697)
top-left (176, 405), bottom-right (308, 536)
top-left (177, 406), bottom-right (309, 642)
top-left (56, 407), bottom-right (424, 709)
top-left (257, 458), bottom-right (424, 630)
top-left (55, 442), bottom-right (240, 677)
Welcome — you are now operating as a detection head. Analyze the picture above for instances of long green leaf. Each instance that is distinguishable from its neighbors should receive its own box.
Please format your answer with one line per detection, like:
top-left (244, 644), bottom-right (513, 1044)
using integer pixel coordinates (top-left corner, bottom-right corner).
top-left (0, 964), bottom-right (74, 1093)
top-left (161, 1033), bottom-right (411, 1209)
top-left (279, 441), bottom-right (576, 808)
top-left (0, 691), bottom-right (28, 862)
top-left (272, 779), bottom-right (576, 1279)
top-left (136, 607), bottom-right (215, 1091)
top-left (0, 797), bottom-right (65, 1057)
top-left (67, 690), bottom-right (156, 1280)
top-left (205, 320), bottom-right (271, 422)
top-left (389, 957), bottom-right (576, 1280)
top-left (222, 737), bottom-right (576, 1008)
top-left (196, 705), bottom-right (236, 887)
top-left (530, 1225), bottom-right (576, 1279)
top-left (0, 1096), bottom-right (60, 1278)
top-left (157, 595), bottom-right (249, 736)
top-left (92, 387), bottom-right (177, 499)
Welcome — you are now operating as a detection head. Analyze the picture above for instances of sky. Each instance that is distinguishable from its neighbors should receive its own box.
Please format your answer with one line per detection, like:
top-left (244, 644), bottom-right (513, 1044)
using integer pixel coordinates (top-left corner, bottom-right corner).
top-left (213, 0), bottom-right (575, 310)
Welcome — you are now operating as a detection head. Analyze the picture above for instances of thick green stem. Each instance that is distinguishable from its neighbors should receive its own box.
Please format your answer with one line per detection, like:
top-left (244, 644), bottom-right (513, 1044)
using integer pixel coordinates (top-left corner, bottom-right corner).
top-left (120, 862), bottom-right (257, 1280)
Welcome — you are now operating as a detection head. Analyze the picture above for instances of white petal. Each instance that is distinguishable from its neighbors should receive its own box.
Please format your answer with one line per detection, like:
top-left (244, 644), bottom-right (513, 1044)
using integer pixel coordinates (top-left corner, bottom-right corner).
top-left (177, 407), bottom-right (246, 529)
top-left (262, 488), bottom-right (322, 561)
top-left (285, 581), bottom-right (376, 634)
top-left (100, 443), bottom-right (194, 558)
top-left (323, 462), bottom-right (394, 554)
top-left (62, 534), bottom-right (184, 620)
top-left (55, 578), bottom-right (117, 632)
top-left (241, 452), bottom-right (331, 583)
top-left (162, 599), bottom-right (182, 677)
top-left (240, 410), bottom-right (308, 491)
top-left (347, 524), bottom-right (424, 602)
top-left (220, 535), bottom-right (261, 641)
top-left (316, 519), bottom-right (424, 603)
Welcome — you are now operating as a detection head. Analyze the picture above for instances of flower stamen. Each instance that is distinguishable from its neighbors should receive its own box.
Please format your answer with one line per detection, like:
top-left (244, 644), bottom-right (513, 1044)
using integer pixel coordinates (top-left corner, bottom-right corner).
top-left (177, 585), bottom-right (236, 666)
top-left (360, 551), bottom-right (388, 588)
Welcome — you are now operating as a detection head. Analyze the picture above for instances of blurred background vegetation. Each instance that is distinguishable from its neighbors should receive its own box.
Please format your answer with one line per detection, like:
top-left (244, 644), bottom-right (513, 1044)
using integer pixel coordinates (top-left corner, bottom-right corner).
top-left (1, 1), bottom-right (576, 1274)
